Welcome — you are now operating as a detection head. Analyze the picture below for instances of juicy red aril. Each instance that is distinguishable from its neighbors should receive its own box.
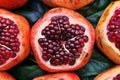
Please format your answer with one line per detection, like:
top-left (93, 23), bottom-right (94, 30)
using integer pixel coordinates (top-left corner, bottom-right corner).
top-left (113, 74), bottom-right (120, 80)
top-left (0, 17), bottom-right (20, 65)
top-left (65, 36), bottom-right (88, 53)
top-left (38, 15), bottom-right (88, 66)
top-left (50, 48), bottom-right (76, 66)
top-left (107, 8), bottom-right (120, 50)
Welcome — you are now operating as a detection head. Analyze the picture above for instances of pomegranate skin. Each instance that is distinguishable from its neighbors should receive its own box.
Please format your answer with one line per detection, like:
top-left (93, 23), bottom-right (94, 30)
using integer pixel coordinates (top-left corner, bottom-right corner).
top-left (31, 7), bottom-right (95, 72)
top-left (0, 72), bottom-right (15, 80)
top-left (0, 9), bottom-right (30, 71)
top-left (33, 72), bottom-right (80, 80)
top-left (94, 65), bottom-right (120, 80)
top-left (96, 1), bottom-right (120, 64)
top-left (0, 0), bottom-right (28, 10)
top-left (42, 0), bottom-right (94, 10)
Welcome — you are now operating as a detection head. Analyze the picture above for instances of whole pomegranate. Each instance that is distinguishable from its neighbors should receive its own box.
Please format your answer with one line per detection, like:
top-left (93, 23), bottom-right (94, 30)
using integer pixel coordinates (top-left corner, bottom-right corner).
top-left (94, 65), bottom-right (120, 80)
top-left (0, 9), bottom-right (30, 71)
top-left (96, 1), bottom-right (120, 64)
top-left (0, 0), bottom-right (28, 10)
top-left (0, 72), bottom-right (15, 80)
top-left (31, 7), bottom-right (95, 72)
top-left (33, 72), bottom-right (80, 80)
top-left (42, 0), bottom-right (94, 10)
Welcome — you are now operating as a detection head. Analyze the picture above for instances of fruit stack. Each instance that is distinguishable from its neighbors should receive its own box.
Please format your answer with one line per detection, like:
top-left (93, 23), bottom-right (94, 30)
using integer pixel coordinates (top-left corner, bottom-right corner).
top-left (0, 0), bottom-right (120, 80)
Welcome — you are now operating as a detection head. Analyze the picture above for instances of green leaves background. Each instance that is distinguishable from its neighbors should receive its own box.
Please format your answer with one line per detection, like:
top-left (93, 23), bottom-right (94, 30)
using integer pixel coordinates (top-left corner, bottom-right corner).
top-left (7, 0), bottom-right (116, 80)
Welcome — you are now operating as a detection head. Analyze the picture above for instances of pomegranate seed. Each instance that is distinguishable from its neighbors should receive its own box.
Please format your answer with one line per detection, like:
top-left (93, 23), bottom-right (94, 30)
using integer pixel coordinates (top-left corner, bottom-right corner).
top-left (38, 15), bottom-right (89, 66)
top-left (107, 8), bottom-right (120, 50)
top-left (0, 16), bottom-right (20, 65)
top-left (113, 74), bottom-right (120, 80)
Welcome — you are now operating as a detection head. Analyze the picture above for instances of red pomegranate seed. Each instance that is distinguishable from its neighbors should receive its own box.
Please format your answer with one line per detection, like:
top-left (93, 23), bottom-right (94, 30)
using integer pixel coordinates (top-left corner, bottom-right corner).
top-left (113, 74), bottom-right (120, 80)
top-left (0, 17), bottom-right (20, 65)
top-left (107, 8), bottom-right (120, 49)
top-left (38, 15), bottom-right (88, 66)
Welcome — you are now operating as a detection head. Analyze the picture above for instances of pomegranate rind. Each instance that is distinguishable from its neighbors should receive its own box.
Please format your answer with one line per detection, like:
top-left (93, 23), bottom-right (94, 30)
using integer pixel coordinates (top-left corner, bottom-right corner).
top-left (94, 65), bottom-right (120, 80)
top-left (0, 0), bottom-right (28, 10)
top-left (33, 72), bottom-right (80, 80)
top-left (42, 0), bottom-right (94, 10)
top-left (0, 9), bottom-right (30, 71)
top-left (0, 72), bottom-right (15, 80)
top-left (95, 1), bottom-right (120, 64)
top-left (31, 7), bottom-right (95, 72)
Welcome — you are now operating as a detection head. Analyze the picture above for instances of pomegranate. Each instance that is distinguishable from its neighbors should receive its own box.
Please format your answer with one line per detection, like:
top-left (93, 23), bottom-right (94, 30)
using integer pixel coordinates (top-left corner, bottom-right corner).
top-left (0, 0), bottom-right (28, 10)
top-left (0, 9), bottom-right (30, 71)
top-left (42, 0), bottom-right (94, 10)
top-left (33, 72), bottom-right (80, 80)
top-left (0, 72), bottom-right (15, 80)
top-left (94, 65), bottom-right (120, 80)
top-left (96, 1), bottom-right (120, 64)
top-left (31, 7), bottom-right (95, 72)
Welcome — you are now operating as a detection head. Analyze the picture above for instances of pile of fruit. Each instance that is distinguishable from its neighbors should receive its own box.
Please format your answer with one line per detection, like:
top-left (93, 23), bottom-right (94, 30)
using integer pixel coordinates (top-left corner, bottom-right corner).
top-left (0, 0), bottom-right (120, 80)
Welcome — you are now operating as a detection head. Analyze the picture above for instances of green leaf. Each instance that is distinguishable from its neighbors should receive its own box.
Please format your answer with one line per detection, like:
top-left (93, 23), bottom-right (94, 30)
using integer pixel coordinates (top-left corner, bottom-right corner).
top-left (86, 10), bottom-right (103, 27)
top-left (81, 76), bottom-right (96, 80)
top-left (9, 65), bottom-right (46, 80)
top-left (13, 0), bottom-right (50, 24)
top-left (78, 0), bottom-right (113, 17)
top-left (77, 0), bottom-right (113, 27)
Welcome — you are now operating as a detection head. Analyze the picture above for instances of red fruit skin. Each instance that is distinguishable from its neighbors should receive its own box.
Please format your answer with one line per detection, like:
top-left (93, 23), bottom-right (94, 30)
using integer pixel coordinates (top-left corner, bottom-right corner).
top-left (0, 72), bottom-right (15, 80)
top-left (0, 9), bottom-right (30, 71)
top-left (33, 72), bottom-right (80, 80)
top-left (31, 7), bottom-right (95, 72)
top-left (0, 0), bottom-right (28, 10)
top-left (42, 0), bottom-right (94, 10)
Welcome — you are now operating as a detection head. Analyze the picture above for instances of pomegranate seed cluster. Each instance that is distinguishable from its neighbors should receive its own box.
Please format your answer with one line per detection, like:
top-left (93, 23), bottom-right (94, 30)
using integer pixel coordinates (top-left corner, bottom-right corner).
top-left (107, 9), bottom-right (120, 49)
top-left (50, 48), bottom-right (76, 66)
top-left (38, 15), bottom-right (88, 66)
top-left (65, 36), bottom-right (88, 54)
top-left (0, 17), bottom-right (19, 65)
top-left (113, 74), bottom-right (120, 80)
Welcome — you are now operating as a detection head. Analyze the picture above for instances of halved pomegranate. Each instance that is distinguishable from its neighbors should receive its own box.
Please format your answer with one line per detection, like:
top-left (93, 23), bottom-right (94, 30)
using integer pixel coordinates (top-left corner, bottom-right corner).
top-left (0, 72), bottom-right (15, 80)
top-left (33, 72), bottom-right (80, 80)
top-left (31, 7), bottom-right (95, 72)
top-left (0, 9), bottom-right (30, 70)
top-left (42, 0), bottom-right (94, 10)
top-left (0, 0), bottom-right (28, 10)
top-left (96, 1), bottom-right (120, 64)
top-left (94, 65), bottom-right (120, 80)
